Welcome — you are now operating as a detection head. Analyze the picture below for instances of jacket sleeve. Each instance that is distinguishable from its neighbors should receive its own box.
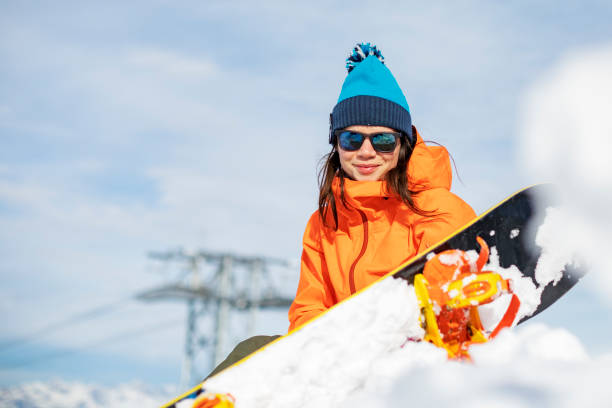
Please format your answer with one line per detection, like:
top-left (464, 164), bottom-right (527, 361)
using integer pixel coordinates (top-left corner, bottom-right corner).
top-left (288, 212), bottom-right (336, 332)
top-left (412, 189), bottom-right (477, 254)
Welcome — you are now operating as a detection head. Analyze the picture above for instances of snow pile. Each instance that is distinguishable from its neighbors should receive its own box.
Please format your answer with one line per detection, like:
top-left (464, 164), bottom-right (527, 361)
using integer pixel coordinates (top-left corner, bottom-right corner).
top-left (204, 276), bottom-right (425, 407)
top-left (198, 208), bottom-right (589, 408)
top-left (519, 44), bottom-right (612, 299)
top-left (341, 323), bottom-right (611, 408)
top-left (0, 380), bottom-right (172, 408)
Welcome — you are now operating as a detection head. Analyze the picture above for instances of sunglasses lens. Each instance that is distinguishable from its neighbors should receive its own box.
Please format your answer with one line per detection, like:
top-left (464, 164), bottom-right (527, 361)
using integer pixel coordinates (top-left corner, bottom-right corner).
top-left (338, 131), bottom-right (364, 151)
top-left (371, 133), bottom-right (398, 152)
top-left (337, 131), bottom-right (399, 153)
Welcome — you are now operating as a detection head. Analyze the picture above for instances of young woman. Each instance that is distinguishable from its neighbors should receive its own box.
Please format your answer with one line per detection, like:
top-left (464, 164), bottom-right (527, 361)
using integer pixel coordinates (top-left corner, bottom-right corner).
top-left (207, 43), bottom-right (476, 378)
top-left (288, 43), bottom-right (476, 331)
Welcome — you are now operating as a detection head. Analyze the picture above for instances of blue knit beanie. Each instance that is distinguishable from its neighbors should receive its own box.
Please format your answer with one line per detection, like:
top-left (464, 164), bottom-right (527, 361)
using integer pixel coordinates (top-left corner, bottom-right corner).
top-left (330, 43), bottom-right (413, 144)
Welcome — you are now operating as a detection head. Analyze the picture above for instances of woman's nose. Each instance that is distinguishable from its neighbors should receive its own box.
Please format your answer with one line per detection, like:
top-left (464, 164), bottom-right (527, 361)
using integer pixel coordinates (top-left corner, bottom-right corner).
top-left (357, 138), bottom-right (377, 158)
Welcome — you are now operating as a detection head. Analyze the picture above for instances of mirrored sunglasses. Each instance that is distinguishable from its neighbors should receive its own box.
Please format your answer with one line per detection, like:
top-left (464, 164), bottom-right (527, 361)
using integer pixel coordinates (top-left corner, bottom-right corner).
top-left (335, 130), bottom-right (401, 153)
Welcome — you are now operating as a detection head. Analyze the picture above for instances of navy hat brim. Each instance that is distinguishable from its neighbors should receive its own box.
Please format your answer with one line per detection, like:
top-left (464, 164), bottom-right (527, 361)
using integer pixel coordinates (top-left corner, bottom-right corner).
top-left (330, 95), bottom-right (413, 144)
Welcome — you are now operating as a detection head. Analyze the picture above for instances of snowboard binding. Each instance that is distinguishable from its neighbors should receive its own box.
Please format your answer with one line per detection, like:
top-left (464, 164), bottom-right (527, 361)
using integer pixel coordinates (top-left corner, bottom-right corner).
top-left (414, 236), bottom-right (520, 359)
top-left (191, 392), bottom-right (235, 408)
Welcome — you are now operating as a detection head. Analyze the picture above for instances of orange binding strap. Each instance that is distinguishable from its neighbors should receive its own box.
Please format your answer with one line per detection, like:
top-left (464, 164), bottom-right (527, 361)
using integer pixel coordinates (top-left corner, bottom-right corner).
top-left (489, 294), bottom-right (520, 339)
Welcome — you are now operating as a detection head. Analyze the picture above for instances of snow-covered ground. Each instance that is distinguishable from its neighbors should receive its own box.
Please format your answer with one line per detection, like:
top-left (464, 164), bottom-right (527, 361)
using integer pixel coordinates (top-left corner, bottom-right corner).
top-left (0, 380), bottom-right (173, 408)
top-left (2, 324), bottom-right (609, 408)
top-left (342, 324), bottom-right (609, 408)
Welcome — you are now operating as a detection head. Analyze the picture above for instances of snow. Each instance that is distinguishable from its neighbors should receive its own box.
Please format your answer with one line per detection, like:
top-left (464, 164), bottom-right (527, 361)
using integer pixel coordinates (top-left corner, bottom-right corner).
top-left (464, 249), bottom-right (480, 270)
top-left (3, 327), bottom-right (610, 408)
top-left (487, 246), bottom-right (541, 322)
top-left (197, 220), bottom-right (586, 408)
top-left (437, 250), bottom-right (479, 275)
top-left (478, 293), bottom-right (513, 332)
top-left (196, 170), bottom-right (592, 408)
top-left (340, 323), bottom-right (600, 408)
top-left (534, 207), bottom-right (576, 287)
top-left (203, 276), bottom-right (423, 408)
top-left (462, 273), bottom-right (477, 285)
top-left (438, 252), bottom-right (463, 266)
top-left (0, 380), bottom-right (172, 408)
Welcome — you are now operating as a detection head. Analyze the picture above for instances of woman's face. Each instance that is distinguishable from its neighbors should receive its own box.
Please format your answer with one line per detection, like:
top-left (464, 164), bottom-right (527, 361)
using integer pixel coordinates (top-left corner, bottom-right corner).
top-left (337, 125), bottom-right (401, 181)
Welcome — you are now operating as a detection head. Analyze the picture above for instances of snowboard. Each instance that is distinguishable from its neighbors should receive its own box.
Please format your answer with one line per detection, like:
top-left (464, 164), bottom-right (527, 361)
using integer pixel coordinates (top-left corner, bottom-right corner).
top-left (161, 184), bottom-right (586, 408)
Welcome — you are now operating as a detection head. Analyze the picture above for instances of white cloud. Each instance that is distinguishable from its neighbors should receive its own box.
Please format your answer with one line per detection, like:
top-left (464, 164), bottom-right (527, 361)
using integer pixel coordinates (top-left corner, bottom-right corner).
top-left (518, 44), bottom-right (612, 301)
top-left (520, 45), bottom-right (612, 189)
top-left (0, 179), bottom-right (58, 208)
top-left (126, 49), bottom-right (218, 78)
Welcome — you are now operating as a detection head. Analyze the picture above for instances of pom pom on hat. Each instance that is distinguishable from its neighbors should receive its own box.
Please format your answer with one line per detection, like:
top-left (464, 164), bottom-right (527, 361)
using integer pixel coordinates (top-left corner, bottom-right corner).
top-left (346, 43), bottom-right (385, 73)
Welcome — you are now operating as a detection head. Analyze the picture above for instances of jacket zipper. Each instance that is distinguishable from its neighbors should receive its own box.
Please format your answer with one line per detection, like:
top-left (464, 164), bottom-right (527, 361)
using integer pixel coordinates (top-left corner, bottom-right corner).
top-left (349, 209), bottom-right (369, 294)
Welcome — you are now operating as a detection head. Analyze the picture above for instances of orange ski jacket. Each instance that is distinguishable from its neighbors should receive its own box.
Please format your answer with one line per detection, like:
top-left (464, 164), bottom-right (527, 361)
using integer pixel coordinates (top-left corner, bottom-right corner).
top-left (288, 131), bottom-right (477, 331)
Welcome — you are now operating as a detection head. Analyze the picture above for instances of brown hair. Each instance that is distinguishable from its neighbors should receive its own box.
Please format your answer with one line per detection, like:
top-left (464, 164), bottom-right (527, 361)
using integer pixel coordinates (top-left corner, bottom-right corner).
top-left (317, 126), bottom-right (427, 229)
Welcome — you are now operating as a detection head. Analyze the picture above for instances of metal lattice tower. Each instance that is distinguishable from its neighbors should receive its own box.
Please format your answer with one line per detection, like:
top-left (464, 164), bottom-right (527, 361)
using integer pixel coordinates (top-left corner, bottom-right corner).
top-left (137, 250), bottom-right (294, 388)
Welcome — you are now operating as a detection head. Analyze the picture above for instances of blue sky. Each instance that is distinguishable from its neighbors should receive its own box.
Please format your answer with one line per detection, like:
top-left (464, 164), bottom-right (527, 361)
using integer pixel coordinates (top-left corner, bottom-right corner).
top-left (1, 0), bottom-right (612, 388)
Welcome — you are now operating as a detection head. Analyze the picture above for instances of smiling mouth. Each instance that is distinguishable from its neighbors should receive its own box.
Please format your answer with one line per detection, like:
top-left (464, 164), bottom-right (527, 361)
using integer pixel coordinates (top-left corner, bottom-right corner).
top-left (354, 164), bottom-right (380, 174)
